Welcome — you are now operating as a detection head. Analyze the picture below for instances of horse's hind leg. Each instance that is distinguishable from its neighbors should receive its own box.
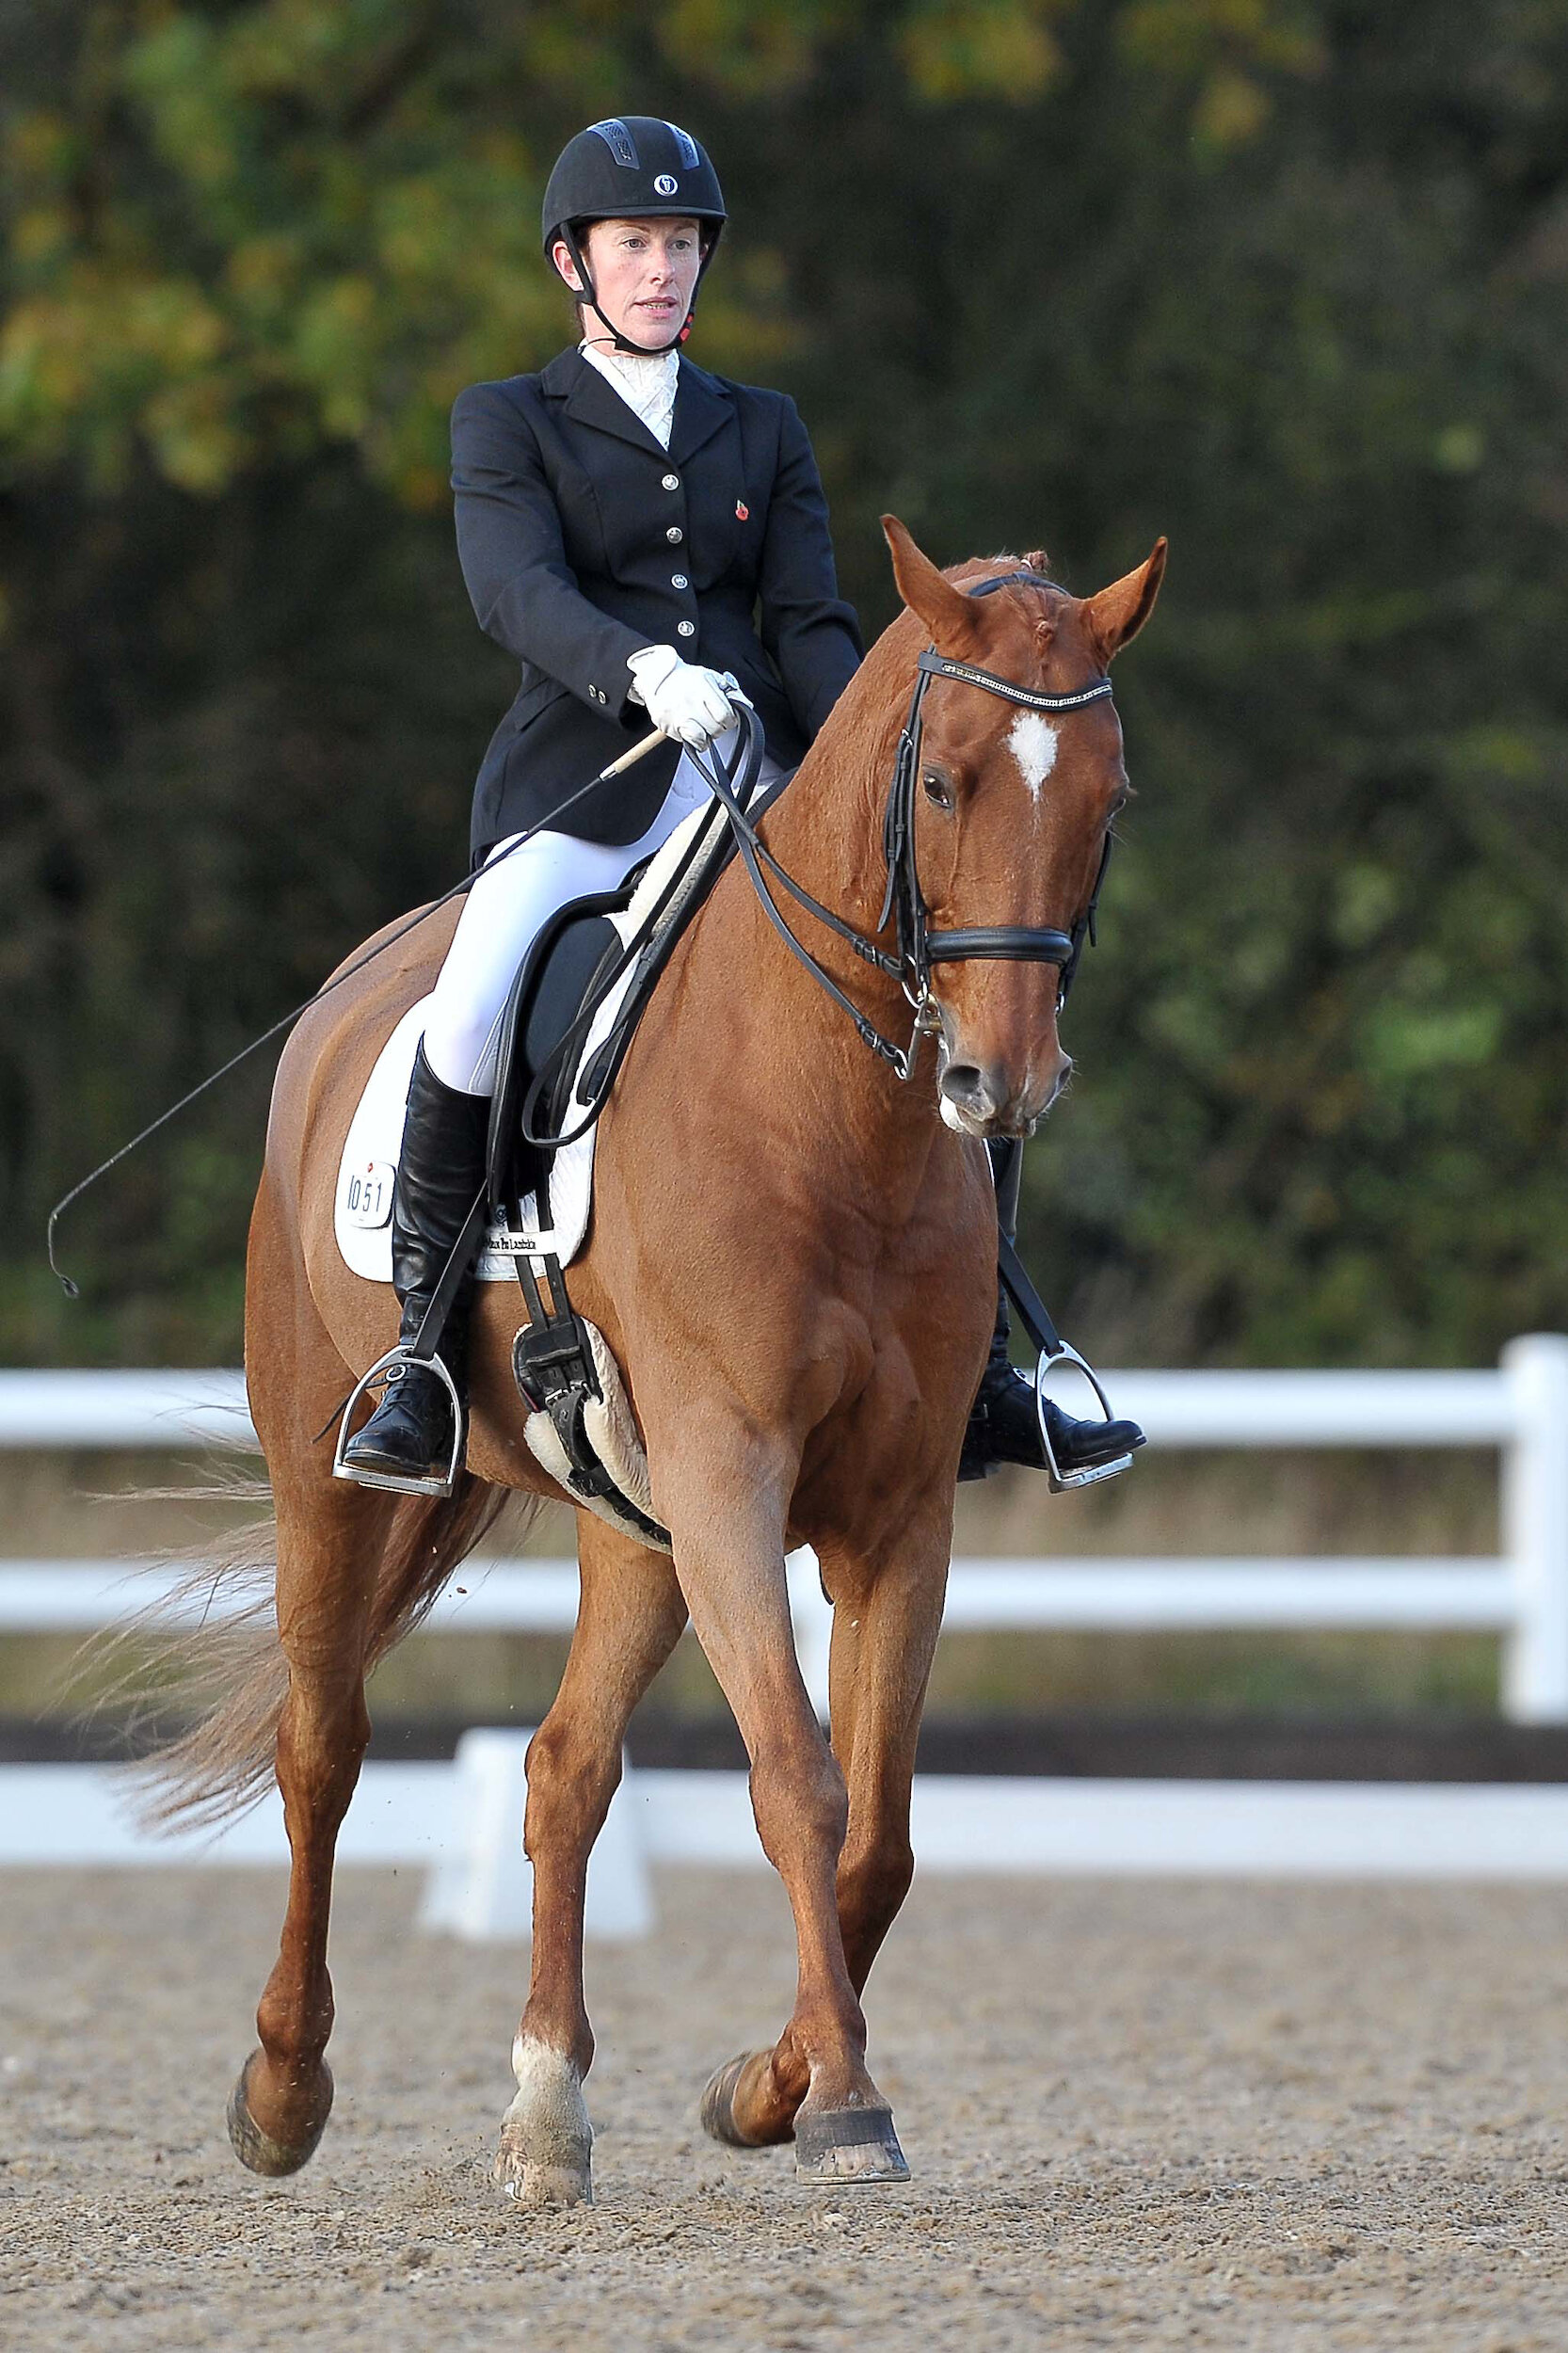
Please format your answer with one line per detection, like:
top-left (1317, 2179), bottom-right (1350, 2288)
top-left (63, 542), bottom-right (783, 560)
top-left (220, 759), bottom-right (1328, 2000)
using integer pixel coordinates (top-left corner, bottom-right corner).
top-left (228, 1468), bottom-right (397, 2176)
top-left (494, 1513), bottom-right (687, 2210)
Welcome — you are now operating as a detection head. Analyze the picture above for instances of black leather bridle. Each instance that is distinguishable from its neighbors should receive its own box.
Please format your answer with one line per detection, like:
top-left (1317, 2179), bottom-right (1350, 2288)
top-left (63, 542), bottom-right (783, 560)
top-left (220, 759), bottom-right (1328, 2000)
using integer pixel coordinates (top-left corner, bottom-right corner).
top-left (697, 568), bottom-right (1119, 1080)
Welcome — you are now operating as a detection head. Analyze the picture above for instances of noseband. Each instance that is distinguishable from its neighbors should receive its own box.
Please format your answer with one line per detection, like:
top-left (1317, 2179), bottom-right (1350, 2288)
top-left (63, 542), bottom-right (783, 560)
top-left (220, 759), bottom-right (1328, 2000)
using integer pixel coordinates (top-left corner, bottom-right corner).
top-left (698, 568), bottom-right (1118, 1080)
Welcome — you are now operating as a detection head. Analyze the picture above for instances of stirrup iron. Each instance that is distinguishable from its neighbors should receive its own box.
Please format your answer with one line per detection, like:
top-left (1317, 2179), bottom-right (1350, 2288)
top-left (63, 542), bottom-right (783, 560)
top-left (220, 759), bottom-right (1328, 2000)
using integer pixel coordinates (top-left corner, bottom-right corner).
top-left (1034, 1342), bottom-right (1134, 1493)
top-left (332, 1346), bottom-right (465, 1497)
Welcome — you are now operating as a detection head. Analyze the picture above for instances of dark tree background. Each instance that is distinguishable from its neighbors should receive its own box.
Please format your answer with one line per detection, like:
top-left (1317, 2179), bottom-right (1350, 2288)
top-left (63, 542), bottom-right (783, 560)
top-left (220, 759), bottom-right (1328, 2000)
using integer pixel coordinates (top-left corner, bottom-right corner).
top-left (3, 0), bottom-right (1566, 1368)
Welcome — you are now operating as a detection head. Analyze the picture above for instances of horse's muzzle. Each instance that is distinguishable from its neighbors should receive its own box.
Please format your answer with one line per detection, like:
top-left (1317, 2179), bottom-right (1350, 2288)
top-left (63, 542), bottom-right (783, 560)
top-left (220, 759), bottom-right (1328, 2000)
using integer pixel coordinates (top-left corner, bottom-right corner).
top-left (936, 1044), bottom-right (1071, 1139)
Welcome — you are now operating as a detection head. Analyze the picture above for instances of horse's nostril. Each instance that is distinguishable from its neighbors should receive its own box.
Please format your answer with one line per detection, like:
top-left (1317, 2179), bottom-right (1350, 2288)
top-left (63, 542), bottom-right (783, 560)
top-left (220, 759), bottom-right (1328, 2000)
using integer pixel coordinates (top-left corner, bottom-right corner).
top-left (938, 1064), bottom-right (997, 1117)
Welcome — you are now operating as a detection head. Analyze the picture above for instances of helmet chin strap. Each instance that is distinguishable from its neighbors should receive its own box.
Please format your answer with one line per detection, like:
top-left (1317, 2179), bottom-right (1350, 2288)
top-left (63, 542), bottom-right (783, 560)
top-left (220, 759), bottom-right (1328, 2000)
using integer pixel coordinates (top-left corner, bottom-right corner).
top-left (561, 225), bottom-right (695, 359)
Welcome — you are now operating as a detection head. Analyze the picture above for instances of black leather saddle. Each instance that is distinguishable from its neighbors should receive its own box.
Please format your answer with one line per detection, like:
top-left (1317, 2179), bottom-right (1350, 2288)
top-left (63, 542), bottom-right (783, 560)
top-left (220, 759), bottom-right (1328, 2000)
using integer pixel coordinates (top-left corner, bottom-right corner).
top-left (486, 886), bottom-right (630, 1225)
top-left (483, 765), bottom-right (796, 1230)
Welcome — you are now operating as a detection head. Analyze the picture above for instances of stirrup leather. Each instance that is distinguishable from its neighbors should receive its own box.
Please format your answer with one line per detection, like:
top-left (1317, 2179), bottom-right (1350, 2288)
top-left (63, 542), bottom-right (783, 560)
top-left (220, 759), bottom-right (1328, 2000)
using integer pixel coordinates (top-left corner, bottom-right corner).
top-left (333, 1168), bottom-right (488, 1499)
top-left (510, 1249), bottom-right (620, 1503)
top-left (332, 1346), bottom-right (465, 1498)
top-left (996, 1230), bottom-right (1137, 1493)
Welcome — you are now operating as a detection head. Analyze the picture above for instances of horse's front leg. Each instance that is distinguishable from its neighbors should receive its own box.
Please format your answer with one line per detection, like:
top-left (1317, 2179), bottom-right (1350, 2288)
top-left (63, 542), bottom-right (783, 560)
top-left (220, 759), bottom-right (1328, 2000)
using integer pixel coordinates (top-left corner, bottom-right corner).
top-left (671, 1464), bottom-right (909, 2184)
top-left (494, 1514), bottom-right (688, 2210)
top-left (818, 1506), bottom-right (952, 1993)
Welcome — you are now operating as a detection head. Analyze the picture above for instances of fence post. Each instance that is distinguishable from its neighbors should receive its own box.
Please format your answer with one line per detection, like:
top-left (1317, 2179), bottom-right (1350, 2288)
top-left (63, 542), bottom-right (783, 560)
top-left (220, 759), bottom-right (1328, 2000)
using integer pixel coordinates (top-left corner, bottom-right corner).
top-left (418, 1728), bottom-right (652, 1941)
top-left (1500, 1335), bottom-right (1568, 1722)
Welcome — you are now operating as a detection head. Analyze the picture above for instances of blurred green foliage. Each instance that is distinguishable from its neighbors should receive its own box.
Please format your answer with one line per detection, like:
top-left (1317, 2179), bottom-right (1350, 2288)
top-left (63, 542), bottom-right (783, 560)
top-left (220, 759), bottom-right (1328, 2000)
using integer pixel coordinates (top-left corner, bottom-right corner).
top-left (3, 0), bottom-right (1566, 1366)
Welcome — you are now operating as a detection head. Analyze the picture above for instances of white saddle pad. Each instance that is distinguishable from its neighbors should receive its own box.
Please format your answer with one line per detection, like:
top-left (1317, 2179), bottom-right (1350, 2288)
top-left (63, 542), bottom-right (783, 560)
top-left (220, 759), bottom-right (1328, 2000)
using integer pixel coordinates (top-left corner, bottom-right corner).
top-left (334, 793), bottom-right (730, 1284)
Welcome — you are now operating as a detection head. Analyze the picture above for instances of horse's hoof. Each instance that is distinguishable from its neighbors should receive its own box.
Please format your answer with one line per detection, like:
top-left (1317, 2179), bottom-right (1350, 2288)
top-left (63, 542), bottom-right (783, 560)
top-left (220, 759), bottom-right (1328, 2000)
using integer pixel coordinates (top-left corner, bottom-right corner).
top-left (226, 2052), bottom-right (333, 2177)
top-left (493, 2148), bottom-right (593, 2210)
top-left (793, 2104), bottom-right (910, 2185)
top-left (493, 2038), bottom-right (593, 2210)
top-left (699, 2050), bottom-right (768, 2148)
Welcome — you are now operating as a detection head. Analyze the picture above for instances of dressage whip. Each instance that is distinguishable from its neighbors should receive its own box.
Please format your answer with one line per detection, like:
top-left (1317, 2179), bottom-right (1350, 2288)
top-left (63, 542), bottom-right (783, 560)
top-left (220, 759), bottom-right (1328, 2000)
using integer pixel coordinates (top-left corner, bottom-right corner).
top-left (44, 728), bottom-right (674, 1298)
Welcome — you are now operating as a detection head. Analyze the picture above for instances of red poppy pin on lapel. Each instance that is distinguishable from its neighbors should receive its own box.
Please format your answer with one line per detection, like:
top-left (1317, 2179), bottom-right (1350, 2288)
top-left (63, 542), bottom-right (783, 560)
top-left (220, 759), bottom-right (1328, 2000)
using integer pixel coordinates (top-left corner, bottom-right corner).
top-left (735, 500), bottom-right (749, 520)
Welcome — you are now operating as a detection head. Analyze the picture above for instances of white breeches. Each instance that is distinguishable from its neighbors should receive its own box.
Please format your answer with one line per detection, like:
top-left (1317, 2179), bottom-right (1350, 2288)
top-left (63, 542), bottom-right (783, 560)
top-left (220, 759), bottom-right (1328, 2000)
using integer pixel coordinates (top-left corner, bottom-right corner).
top-left (422, 726), bottom-right (778, 1096)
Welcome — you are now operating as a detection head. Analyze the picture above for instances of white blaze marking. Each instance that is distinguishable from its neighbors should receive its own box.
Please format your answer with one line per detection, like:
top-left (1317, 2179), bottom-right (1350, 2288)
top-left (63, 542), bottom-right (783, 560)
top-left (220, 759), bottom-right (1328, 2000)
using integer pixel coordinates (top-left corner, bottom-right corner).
top-left (1007, 710), bottom-right (1059, 802)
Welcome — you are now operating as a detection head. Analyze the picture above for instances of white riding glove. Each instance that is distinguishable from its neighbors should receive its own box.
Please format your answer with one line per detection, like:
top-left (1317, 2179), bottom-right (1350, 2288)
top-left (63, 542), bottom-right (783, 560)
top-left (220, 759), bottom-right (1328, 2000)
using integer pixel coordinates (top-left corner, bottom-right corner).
top-left (626, 644), bottom-right (739, 750)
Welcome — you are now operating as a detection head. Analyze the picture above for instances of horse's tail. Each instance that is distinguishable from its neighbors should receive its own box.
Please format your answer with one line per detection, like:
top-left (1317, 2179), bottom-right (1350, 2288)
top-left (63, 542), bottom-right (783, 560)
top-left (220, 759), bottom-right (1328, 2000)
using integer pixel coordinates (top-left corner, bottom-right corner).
top-left (97, 1467), bottom-right (528, 1833)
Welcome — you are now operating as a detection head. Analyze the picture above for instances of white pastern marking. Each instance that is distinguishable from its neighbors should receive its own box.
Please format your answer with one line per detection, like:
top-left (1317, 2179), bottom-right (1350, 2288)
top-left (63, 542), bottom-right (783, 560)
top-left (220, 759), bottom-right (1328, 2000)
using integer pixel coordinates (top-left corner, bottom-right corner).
top-left (511, 2033), bottom-right (582, 2107)
top-left (1007, 711), bottom-right (1059, 803)
top-left (500, 2033), bottom-right (593, 2198)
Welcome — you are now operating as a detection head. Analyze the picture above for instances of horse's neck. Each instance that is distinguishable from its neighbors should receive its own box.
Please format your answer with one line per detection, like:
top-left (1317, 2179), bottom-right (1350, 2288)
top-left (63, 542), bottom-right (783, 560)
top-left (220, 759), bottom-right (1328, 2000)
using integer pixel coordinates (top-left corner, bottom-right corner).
top-left (703, 678), bottom-right (947, 1218)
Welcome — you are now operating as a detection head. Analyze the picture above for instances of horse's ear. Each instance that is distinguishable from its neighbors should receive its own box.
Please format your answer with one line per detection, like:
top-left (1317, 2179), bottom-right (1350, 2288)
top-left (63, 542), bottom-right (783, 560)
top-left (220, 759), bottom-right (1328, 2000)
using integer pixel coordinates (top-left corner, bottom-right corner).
top-left (1082, 538), bottom-right (1167, 663)
top-left (881, 515), bottom-right (978, 653)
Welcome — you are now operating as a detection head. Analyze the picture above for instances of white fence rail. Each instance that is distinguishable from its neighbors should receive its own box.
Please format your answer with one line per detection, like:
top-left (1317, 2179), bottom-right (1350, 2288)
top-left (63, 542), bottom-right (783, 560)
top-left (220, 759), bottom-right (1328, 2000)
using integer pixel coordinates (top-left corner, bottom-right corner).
top-left (5, 1344), bottom-right (1568, 1895)
top-left (22, 1754), bottom-right (1568, 1898)
top-left (2, 1335), bottom-right (1567, 1719)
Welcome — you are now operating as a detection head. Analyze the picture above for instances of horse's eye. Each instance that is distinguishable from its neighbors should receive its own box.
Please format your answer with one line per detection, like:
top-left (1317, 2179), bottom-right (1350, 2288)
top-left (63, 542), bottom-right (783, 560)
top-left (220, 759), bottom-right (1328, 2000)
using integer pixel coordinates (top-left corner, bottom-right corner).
top-left (922, 768), bottom-right (953, 811)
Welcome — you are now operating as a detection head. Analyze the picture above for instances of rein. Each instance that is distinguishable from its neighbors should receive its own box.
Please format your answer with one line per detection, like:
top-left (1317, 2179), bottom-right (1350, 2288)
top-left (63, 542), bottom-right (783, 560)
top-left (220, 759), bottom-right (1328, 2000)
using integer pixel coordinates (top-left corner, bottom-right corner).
top-left (698, 568), bottom-right (1117, 1079)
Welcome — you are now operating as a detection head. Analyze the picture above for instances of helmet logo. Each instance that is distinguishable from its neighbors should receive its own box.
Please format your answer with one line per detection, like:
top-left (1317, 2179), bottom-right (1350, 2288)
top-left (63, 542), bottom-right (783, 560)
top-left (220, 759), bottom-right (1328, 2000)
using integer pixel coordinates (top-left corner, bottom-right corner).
top-left (654, 173), bottom-right (679, 196)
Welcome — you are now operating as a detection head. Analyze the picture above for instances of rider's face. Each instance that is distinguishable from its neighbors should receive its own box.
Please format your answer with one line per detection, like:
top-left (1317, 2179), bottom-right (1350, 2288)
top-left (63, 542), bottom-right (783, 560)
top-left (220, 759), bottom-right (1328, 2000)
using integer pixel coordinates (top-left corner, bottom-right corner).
top-left (553, 216), bottom-right (703, 350)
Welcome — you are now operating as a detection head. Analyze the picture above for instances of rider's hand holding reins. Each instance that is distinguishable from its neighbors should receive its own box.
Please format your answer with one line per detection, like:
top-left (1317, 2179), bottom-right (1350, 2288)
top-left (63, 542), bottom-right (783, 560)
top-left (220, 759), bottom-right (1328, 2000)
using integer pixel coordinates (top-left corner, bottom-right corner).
top-left (627, 644), bottom-right (740, 748)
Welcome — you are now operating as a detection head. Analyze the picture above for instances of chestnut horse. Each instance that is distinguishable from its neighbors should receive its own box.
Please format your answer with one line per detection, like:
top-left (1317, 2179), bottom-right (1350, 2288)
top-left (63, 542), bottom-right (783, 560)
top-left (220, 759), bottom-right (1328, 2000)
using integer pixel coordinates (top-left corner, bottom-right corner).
top-left (151, 518), bottom-right (1163, 2205)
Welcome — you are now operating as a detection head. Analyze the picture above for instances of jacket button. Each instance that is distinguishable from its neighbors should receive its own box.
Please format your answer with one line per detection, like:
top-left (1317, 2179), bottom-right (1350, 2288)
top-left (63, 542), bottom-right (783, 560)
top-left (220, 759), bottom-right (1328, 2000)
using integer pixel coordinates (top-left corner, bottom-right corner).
top-left (665, 525), bottom-right (683, 543)
top-left (671, 573), bottom-right (688, 589)
top-left (662, 472), bottom-right (680, 491)
top-left (677, 620), bottom-right (696, 638)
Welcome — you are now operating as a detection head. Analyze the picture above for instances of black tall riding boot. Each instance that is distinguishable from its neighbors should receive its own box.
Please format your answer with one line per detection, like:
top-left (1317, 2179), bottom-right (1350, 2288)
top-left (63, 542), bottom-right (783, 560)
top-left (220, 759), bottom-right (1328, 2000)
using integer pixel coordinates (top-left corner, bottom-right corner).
top-left (339, 1040), bottom-right (491, 1488)
top-left (958, 1137), bottom-right (1146, 1483)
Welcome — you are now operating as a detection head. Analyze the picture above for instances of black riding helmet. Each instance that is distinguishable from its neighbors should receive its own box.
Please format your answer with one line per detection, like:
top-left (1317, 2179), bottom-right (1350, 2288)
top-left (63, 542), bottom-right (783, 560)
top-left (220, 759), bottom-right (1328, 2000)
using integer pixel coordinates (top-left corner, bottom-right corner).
top-left (541, 117), bottom-right (727, 357)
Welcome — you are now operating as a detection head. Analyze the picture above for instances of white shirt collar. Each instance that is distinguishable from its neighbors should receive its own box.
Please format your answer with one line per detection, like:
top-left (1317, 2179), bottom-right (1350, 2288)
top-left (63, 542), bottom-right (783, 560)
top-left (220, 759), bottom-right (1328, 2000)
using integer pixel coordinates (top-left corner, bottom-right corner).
top-left (578, 339), bottom-right (680, 450)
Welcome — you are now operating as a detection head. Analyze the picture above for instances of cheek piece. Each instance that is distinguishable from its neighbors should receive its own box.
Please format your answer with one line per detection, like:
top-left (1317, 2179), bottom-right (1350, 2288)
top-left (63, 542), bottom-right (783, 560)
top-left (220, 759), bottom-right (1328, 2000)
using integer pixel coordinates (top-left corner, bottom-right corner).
top-left (560, 224), bottom-right (709, 359)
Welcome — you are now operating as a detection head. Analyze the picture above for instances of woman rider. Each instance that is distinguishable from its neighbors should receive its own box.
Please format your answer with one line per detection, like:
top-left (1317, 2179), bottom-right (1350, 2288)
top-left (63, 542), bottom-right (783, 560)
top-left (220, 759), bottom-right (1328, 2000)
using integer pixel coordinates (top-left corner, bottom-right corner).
top-left (341, 115), bottom-right (1143, 1493)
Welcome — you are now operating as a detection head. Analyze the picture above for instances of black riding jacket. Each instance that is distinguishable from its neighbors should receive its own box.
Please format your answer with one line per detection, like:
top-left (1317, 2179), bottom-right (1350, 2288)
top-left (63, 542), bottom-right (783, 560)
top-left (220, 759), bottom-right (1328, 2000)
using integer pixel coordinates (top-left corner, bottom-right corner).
top-left (452, 347), bottom-right (864, 858)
